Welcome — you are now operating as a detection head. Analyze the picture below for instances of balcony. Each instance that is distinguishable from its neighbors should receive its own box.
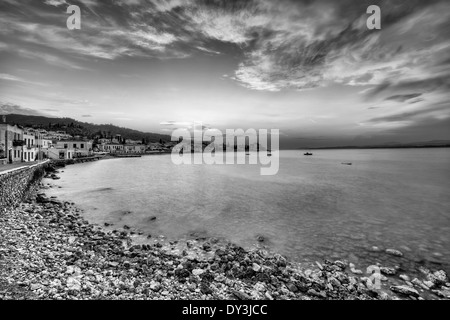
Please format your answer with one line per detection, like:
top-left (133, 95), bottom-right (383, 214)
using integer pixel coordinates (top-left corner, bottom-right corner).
top-left (13, 140), bottom-right (25, 147)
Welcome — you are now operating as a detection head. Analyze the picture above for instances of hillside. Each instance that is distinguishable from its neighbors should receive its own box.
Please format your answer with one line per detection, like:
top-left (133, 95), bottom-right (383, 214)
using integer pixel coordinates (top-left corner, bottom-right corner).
top-left (3, 114), bottom-right (171, 143)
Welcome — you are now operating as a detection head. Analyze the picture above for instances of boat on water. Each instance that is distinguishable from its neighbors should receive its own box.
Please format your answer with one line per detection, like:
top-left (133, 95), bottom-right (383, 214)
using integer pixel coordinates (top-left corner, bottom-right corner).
top-left (341, 162), bottom-right (352, 166)
top-left (304, 152), bottom-right (313, 156)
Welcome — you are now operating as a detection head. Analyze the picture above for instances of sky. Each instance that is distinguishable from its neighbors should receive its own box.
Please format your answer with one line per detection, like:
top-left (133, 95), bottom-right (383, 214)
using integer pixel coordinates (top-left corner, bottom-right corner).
top-left (0, 0), bottom-right (449, 148)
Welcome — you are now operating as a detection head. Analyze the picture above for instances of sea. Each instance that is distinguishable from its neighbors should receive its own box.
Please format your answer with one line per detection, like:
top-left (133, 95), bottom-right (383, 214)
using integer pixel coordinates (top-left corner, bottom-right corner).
top-left (45, 149), bottom-right (450, 275)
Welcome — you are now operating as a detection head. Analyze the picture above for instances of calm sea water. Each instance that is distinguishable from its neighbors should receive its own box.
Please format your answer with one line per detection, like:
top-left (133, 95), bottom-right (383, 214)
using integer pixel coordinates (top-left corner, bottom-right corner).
top-left (46, 149), bottom-right (450, 274)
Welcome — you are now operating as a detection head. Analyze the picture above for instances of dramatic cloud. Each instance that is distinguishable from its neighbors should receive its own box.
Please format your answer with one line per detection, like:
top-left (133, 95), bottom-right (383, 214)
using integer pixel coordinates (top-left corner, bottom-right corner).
top-left (0, 0), bottom-right (449, 146)
top-left (1, 0), bottom-right (449, 91)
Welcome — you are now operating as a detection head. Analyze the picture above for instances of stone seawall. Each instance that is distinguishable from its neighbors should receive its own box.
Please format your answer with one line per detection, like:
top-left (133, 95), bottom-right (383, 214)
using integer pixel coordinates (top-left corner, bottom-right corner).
top-left (0, 161), bottom-right (49, 209)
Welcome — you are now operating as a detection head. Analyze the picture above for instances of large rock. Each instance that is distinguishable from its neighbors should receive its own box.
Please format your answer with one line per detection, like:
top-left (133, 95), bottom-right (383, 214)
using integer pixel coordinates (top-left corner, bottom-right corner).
top-left (428, 270), bottom-right (448, 286)
top-left (380, 267), bottom-right (396, 276)
top-left (432, 288), bottom-right (450, 299)
top-left (385, 249), bottom-right (403, 257)
top-left (285, 282), bottom-right (298, 293)
top-left (411, 278), bottom-right (430, 290)
top-left (390, 285), bottom-right (419, 297)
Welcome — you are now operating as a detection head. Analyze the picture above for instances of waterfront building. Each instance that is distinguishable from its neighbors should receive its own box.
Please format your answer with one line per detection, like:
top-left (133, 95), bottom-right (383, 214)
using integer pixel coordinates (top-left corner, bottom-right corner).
top-left (103, 143), bottom-right (124, 153)
top-left (22, 131), bottom-right (37, 162)
top-left (55, 140), bottom-right (93, 157)
top-left (124, 144), bottom-right (146, 154)
top-left (0, 123), bottom-right (24, 164)
top-left (148, 142), bottom-right (163, 151)
top-left (45, 147), bottom-right (74, 160)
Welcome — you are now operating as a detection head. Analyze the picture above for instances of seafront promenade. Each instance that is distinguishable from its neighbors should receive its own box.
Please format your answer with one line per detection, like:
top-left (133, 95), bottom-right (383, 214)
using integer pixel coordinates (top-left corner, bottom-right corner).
top-left (0, 161), bottom-right (44, 174)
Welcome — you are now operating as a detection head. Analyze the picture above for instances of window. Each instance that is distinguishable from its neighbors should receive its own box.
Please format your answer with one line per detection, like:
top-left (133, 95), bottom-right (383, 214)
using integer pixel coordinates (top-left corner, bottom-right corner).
top-left (64, 144), bottom-right (68, 149)
top-left (81, 143), bottom-right (84, 149)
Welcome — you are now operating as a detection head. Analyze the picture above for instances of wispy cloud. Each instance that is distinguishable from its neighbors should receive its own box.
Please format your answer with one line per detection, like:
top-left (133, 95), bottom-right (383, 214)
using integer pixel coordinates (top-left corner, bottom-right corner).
top-left (385, 93), bottom-right (423, 103)
top-left (44, 0), bottom-right (67, 7)
top-left (0, 102), bottom-right (46, 116)
top-left (0, 73), bottom-right (24, 82)
top-left (2, 0), bottom-right (449, 93)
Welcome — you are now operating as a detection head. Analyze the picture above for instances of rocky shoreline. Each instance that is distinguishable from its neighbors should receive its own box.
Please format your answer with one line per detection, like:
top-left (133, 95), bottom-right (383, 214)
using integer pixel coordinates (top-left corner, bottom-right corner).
top-left (0, 165), bottom-right (449, 300)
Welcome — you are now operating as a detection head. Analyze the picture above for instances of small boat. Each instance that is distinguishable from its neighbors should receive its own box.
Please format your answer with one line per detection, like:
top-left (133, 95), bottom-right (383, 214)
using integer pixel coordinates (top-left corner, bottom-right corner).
top-left (304, 152), bottom-right (313, 156)
top-left (341, 162), bottom-right (352, 166)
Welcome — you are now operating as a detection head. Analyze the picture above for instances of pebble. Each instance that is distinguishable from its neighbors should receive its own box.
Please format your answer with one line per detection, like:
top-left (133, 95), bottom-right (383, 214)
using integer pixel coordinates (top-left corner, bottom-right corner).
top-left (192, 269), bottom-right (204, 276)
top-left (252, 263), bottom-right (261, 272)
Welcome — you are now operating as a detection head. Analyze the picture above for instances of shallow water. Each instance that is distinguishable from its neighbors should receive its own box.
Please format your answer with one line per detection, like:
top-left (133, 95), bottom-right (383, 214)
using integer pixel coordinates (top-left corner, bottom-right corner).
top-left (46, 149), bottom-right (450, 275)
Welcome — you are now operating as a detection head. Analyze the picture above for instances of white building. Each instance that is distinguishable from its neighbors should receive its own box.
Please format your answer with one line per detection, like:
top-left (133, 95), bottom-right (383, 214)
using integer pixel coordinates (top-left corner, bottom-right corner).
top-left (103, 143), bottom-right (124, 153)
top-left (55, 140), bottom-right (93, 157)
top-left (45, 148), bottom-right (74, 160)
top-left (22, 132), bottom-right (37, 162)
top-left (124, 144), bottom-right (145, 153)
top-left (148, 142), bottom-right (163, 151)
top-left (0, 123), bottom-right (24, 164)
